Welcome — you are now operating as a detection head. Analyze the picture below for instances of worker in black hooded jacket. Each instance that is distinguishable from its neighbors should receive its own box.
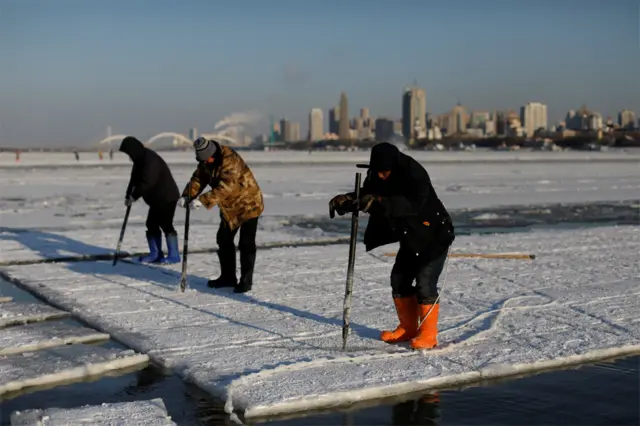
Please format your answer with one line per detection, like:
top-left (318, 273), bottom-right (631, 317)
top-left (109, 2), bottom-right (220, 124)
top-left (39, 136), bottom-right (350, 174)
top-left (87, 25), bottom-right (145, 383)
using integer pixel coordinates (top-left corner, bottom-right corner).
top-left (329, 142), bottom-right (454, 350)
top-left (119, 136), bottom-right (181, 264)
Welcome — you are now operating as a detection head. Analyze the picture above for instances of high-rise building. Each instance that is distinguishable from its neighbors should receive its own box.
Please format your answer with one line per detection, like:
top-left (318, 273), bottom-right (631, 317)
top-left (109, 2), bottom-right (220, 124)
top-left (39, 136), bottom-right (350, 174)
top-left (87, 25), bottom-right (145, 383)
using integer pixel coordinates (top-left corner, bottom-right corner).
top-left (279, 118), bottom-right (290, 142)
top-left (618, 109), bottom-right (636, 129)
top-left (308, 108), bottom-right (324, 141)
top-left (495, 111), bottom-right (506, 136)
top-left (290, 122), bottom-right (301, 142)
top-left (338, 92), bottom-right (350, 139)
top-left (189, 128), bottom-right (198, 141)
top-left (520, 102), bottom-right (548, 137)
top-left (402, 86), bottom-right (426, 139)
top-left (470, 112), bottom-right (490, 129)
top-left (360, 108), bottom-right (370, 120)
top-left (375, 118), bottom-right (395, 141)
top-left (448, 104), bottom-right (468, 135)
top-left (329, 107), bottom-right (340, 134)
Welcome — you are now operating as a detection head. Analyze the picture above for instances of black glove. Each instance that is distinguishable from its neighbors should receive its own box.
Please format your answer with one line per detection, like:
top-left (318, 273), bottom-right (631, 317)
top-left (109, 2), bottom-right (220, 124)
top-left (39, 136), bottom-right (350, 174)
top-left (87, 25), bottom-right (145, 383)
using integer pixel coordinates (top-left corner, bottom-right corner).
top-left (358, 194), bottom-right (380, 213)
top-left (329, 194), bottom-right (355, 218)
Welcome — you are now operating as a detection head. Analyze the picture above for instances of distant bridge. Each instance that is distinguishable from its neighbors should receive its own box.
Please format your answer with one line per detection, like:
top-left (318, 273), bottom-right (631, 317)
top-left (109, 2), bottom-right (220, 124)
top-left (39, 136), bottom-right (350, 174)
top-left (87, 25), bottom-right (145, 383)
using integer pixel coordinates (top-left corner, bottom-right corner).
top-left (97, 131), bottom-right (239, 147)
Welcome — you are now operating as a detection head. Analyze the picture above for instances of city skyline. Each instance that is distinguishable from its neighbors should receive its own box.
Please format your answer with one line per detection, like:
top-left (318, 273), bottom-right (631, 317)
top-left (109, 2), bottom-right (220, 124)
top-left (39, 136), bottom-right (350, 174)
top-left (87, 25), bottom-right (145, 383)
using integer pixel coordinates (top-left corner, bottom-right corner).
top-left (1, 0), bottom-right (639, 146)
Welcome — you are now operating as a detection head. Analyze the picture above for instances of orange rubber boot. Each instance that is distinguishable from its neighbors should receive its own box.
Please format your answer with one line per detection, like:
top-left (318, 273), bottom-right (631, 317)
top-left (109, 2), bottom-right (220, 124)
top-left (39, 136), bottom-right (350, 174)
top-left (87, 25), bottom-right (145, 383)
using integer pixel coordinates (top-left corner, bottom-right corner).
top-left (380, 296), bottom-right (418, 343)
top-left (410, 303), bottom-right (439, 349)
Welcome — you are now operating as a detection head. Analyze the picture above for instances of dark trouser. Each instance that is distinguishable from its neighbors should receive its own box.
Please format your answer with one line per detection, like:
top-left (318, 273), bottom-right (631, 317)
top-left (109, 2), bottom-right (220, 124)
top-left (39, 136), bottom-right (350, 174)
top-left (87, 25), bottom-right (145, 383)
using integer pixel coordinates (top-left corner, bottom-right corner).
top-left (216, 213), bottom-right (258, 282)
top-left (146, 202), bottom-right (177, 236)
top-left (390, 246), bottom-right (448, 304)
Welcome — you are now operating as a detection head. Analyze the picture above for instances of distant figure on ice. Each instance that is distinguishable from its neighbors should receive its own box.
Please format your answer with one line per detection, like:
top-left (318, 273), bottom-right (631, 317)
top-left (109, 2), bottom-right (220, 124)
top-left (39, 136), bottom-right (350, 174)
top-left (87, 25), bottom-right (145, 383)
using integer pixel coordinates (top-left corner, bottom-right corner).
top-left (119, 136), bottom-right (181, 264)
top-left (179, 137), bottom-right (264, 293)
top-left (329, 142), bottom-right (455, 350)
top-left (74, 151), bottom-right (79, 161)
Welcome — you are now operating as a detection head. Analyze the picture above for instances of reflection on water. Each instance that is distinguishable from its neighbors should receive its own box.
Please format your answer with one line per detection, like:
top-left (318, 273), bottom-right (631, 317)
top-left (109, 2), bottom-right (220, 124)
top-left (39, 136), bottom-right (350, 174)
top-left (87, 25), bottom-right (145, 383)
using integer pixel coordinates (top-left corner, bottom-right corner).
top-left (259, 356), bottom-right (639, 426)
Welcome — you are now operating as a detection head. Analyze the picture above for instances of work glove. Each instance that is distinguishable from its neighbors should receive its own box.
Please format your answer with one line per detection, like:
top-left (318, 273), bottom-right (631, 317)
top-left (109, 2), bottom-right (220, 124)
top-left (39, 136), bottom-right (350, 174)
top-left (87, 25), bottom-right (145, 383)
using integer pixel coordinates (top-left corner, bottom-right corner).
top-left (329, 194), bottom-right (355, 218)
top-left (178, 197), bottom-right (203, 209)
top-left (358, 194), bottom-right (380, 213)
top-left (124, 196), bottom-right (135, 207)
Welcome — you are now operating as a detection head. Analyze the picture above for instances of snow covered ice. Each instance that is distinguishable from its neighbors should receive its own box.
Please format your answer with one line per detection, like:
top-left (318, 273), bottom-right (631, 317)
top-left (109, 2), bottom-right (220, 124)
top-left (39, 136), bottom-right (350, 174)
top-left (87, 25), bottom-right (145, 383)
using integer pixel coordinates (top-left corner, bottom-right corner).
top-left (2, 226), bottom-right (639, 418)
top-left (0, 321), bottom-right (109, 356)
top-left (1, 150), bottom-right (639, 419)
top-left (10, 397), bottom-right (176, 425)
top-left (0, 302), bottom-right (69, 328)
top-left (0, 345), bottom-right (149, 396)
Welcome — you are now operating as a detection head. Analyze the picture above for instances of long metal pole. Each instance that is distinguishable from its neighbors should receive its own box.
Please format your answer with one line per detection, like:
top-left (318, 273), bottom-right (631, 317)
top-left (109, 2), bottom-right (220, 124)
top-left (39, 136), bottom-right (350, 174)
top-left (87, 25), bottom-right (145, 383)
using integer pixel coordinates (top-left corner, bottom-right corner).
top-left (113, 186), bottom-right (134, 266)
top-left (342, 172), bottom-right (361, 351)
top-left (179, 183), bottom-right (192, 292)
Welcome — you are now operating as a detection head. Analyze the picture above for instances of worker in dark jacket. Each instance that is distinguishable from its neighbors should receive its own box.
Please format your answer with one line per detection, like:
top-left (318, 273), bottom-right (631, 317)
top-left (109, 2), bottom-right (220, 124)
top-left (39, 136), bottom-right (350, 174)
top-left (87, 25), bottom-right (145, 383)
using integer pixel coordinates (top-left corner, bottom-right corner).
top-left (119, 136), bottom-right (181, 264)
top-left (329, 142), bottom-right (455, 350)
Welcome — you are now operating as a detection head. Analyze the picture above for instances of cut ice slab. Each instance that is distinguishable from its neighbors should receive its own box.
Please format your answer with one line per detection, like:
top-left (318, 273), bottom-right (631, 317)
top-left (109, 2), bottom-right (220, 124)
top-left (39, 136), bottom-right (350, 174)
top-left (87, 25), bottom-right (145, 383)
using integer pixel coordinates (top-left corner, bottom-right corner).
top-left (0, 345), bottom-right (149, 397)
top-left (10, 398), bottom-right (176, 426)
top-left (0, 297), bottom-right (12, 303)
top-left (0, 302), bottom-right (69, 328)
top-left (0, 321), bottom-right (110, 356)
top-left (2, 225), bottom-right (639, 419)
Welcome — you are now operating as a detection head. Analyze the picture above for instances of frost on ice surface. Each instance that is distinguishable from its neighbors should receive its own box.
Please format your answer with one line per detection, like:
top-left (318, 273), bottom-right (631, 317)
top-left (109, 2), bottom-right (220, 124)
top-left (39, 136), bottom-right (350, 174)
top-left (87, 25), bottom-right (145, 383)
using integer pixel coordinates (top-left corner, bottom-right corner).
top-left (0, 302), bottom-right (69, 328)
top-left (0, 345), bottom-right (149, 396)
top-left (10, 397), bottom-right (176, 426)
top-left (2, 226), bottom-right (639, 418)
top-left (0, 320), bottom-right (109, 356)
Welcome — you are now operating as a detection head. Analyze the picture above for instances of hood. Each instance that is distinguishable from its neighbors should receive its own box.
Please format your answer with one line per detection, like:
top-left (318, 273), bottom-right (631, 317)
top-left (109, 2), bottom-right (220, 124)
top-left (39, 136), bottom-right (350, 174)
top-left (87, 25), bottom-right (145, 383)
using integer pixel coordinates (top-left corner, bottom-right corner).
top-left (119, 136), bottom-right (146, 163)
top-left (369, 142), bottom-right (400, 171)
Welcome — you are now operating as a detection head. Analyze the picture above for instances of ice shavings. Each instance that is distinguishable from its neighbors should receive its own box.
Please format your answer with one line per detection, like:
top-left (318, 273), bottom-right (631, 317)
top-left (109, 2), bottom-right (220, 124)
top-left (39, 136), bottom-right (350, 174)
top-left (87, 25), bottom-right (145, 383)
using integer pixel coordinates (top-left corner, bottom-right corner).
top-left (0, 320), bottom-right (109, 356)
top-left (10, 398), bottom-right (176, 425)
top-left (0, 345), bottom-right (149, 396)
top-left (0, 303), bottom-right (69, 328)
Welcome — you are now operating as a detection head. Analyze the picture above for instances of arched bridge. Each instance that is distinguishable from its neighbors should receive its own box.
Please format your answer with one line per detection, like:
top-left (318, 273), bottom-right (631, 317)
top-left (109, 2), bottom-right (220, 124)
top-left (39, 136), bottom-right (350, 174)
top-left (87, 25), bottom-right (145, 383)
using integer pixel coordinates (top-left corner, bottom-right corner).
top-left (98, 132), bottom-right (239, 146)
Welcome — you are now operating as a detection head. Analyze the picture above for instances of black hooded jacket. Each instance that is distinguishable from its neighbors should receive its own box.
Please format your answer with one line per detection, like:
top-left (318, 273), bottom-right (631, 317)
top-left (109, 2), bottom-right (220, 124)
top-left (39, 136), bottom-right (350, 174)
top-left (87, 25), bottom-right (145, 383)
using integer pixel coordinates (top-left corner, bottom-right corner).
top-left (355, 143), bottom-right (454, 258)
top-left (119, 137), bottom-right (180, 205)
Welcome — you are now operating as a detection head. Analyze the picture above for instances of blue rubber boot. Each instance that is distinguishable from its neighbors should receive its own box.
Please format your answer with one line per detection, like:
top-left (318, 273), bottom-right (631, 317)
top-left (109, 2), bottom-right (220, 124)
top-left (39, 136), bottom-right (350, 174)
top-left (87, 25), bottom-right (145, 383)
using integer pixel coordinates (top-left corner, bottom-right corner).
top-left (139, 231), bottom-right (164, 263)
top-left (161, 232), bottom-right (181, 264)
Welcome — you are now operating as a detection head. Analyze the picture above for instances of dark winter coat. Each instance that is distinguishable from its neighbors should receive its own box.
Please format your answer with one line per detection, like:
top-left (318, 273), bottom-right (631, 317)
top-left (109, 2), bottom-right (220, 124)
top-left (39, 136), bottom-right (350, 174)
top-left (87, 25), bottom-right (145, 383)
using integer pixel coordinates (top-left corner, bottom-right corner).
top-left (119, 137), bottom-right (180, 206)
top-left (351, 143), bottom-right (455, 259)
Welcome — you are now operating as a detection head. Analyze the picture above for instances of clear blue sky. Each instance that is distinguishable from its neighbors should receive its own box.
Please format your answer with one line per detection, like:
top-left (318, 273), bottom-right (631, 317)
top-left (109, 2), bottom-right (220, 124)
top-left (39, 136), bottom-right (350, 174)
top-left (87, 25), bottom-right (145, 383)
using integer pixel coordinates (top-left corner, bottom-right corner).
top-left (1, 0), bottom-right (638, 146)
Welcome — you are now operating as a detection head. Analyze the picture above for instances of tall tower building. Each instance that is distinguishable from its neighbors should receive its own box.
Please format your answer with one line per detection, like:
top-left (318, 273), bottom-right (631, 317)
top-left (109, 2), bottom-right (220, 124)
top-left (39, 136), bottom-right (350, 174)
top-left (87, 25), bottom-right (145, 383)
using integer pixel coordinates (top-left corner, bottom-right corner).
top-left (290, 122), bottom-right (301, 141)
top-left (520, 102), bottom-right (548, 137)
top-left (402, 86), bottom-right (427, 139)
top-left (618, 109), bottom-right (636, 129)
top-left (338, 92), bottom-right (350, 140)
top-left (448, 103), bottom-right (468, 135)
top-left (309, 108), bottom-right (324, 141)
top-left (329, 107), bottom-right (340, 134)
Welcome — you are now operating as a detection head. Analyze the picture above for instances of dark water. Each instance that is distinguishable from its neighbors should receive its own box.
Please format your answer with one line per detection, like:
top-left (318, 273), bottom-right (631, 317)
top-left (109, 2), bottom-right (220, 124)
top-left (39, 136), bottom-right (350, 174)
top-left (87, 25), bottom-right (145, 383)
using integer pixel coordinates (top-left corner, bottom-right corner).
top-left (1, 198), bottom-right (639, 425)
top-left (285, 200), bottom-right (640, 239)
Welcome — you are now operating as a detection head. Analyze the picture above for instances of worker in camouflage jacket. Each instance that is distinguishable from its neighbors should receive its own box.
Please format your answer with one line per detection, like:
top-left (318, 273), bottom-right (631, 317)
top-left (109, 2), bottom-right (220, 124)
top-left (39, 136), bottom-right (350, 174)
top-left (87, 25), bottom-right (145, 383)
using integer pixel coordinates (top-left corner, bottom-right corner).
top-left (329, 142), bottom-right (455, 350)
top-left (179, 137), bottom-right (264, 293)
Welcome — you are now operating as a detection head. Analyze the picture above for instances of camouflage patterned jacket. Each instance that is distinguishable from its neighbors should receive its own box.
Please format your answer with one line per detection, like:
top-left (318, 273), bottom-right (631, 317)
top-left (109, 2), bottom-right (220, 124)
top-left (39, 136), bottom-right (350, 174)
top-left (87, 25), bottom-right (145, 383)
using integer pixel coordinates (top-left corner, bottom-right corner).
top-left (182, 143), bottom-right (264, 230)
